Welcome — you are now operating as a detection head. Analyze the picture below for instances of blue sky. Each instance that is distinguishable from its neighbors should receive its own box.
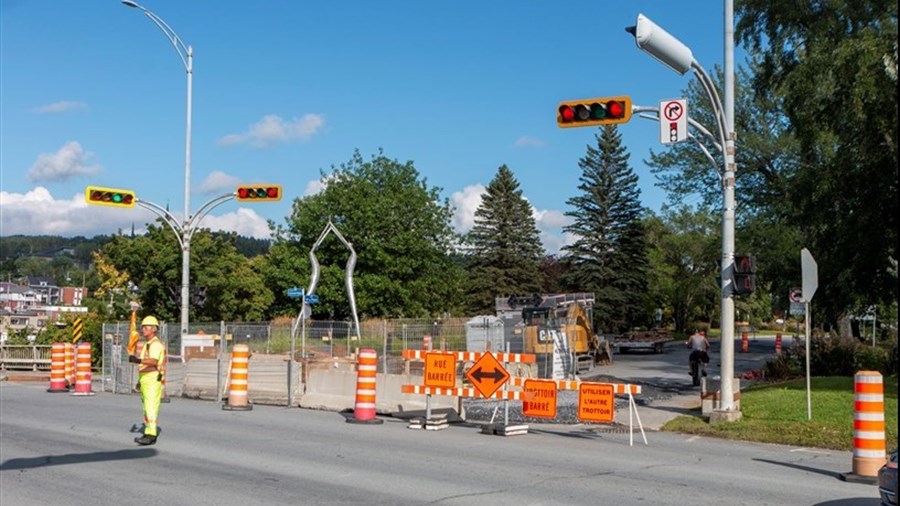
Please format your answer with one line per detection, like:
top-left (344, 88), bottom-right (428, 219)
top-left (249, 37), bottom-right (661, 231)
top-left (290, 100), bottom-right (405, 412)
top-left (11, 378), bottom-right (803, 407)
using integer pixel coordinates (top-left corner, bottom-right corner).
top-left (1, 1), bottom-right (743, 253)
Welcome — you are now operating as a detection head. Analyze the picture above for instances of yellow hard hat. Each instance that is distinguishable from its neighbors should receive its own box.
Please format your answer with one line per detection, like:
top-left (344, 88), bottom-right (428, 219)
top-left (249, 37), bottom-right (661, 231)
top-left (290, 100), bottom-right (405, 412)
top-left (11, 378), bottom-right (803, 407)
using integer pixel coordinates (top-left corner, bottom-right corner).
top-left (141, 316), bottom-right (160, 327)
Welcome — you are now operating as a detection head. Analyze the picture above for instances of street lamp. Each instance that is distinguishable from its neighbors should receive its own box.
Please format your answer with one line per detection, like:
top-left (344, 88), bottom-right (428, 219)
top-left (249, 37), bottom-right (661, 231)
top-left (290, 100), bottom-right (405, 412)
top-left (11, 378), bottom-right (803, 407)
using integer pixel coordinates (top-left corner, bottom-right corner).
top-left (122, 0), bottom-right (194, 341)
top-left (627, 3), bottom-right (741, 422)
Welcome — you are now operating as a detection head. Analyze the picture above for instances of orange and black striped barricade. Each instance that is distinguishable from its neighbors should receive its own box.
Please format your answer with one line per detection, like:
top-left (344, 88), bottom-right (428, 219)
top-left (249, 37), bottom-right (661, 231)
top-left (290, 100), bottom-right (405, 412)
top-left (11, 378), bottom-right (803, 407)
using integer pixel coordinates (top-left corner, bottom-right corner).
top-left (347, 348), bottom-right (383, 424)
top-left (71, 342), bottom-right (95, 396)
top-left (775, 334), bottom-right (782, 354)
top-left (223, 344), bottom-right (252, 411)
top-left (64, 342), bottom-right (76, 388)
top-left (47, 343), bottom-right (68, 392)
top-left (841, 371), bottom-right (886, 484)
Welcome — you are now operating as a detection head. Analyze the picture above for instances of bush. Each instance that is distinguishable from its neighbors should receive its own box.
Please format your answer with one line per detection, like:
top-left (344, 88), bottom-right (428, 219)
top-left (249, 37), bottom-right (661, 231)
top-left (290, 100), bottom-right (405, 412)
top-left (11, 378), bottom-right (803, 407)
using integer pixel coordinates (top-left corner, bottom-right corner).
top-left (762, 333), bottom-right (897, 380)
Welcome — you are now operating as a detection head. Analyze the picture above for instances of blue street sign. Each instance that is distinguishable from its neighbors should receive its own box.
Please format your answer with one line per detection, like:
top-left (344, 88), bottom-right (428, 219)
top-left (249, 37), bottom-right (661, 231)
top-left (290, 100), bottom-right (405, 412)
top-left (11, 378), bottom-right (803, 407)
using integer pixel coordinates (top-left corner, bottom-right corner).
top-left (286, 287), bottom-right (304, 299)
top-left (304, 294), bottom-right (319, 304)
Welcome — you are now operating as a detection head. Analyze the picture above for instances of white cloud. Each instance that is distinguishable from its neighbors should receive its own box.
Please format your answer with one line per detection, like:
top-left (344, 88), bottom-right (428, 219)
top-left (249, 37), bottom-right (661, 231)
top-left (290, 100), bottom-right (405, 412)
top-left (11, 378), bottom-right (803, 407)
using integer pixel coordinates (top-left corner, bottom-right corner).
top-left (0, 187), bottom-right (272, 240)
top-left (32, 101), bottom-right (88, 113)
top-left (303, 178), bottom-right (327, 197)
top-left (198, 171), bottom-right (242, 194)
top-left (450, 184), bottom-right (485, 233)
top-left (196, 208), bottom-right (272, 239)
top-left (26, 141), bottom-right (102, 183)
top-left (0, 187), bottom-right (153, 236)
top-left (514, 135), bottom-right (544, 148)
top-left (218, 113), bottom-right (325, 148)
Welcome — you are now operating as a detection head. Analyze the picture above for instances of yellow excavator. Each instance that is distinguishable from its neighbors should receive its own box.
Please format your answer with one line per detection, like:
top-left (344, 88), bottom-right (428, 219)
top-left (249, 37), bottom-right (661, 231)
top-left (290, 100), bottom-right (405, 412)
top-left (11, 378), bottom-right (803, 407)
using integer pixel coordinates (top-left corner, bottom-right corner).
top-left (503, 293), bottom-right (609, 376)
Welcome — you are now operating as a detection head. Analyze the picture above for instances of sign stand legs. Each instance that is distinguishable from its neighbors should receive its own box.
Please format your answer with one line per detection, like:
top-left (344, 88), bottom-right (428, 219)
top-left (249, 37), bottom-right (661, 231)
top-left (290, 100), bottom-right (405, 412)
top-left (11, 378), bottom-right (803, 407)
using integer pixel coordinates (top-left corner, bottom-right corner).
top-left (628, 392), bottom-right (648, 446)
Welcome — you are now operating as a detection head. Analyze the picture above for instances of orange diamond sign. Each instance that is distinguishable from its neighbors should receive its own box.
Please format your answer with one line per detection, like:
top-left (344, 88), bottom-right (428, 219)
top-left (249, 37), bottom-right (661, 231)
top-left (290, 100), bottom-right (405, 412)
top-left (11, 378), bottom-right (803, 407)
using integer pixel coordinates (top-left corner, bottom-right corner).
top-left (465, 352), bottom-right (509, 398)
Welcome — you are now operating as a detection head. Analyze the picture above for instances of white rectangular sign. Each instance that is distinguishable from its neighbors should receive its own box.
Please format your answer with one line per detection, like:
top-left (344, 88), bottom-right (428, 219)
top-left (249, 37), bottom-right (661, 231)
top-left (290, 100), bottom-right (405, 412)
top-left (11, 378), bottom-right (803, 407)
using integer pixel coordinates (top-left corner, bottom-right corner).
top-left (660, 99), bottom-right (688, 144)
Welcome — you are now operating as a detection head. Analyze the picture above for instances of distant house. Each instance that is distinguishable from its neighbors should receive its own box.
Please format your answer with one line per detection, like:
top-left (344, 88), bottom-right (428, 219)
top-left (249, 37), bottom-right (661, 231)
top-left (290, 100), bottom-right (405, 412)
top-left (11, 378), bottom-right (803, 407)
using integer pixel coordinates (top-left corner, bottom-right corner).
top-left (25, 276), bottom-right (60, 305)
top-left (0, 282), bottom-right (39, 311)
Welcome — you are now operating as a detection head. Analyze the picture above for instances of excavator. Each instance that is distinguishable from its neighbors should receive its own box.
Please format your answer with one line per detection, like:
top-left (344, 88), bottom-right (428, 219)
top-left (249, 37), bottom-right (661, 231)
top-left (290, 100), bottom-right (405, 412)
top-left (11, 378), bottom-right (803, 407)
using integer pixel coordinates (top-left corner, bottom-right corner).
top-left (499, 293), bottom-right (610, 377)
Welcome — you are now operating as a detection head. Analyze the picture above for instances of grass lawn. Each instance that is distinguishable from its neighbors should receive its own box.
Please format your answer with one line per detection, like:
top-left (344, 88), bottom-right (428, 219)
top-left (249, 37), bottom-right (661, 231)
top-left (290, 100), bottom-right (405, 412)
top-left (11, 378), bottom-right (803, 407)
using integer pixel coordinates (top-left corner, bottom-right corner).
top-left (662, 375), bottom-right (898, 451)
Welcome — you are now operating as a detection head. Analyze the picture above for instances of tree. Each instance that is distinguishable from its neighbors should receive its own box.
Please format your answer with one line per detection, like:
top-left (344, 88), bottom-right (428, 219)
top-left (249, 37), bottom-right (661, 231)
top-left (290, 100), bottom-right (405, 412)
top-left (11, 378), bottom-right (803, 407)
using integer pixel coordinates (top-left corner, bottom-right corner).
top-left (562, 125), bottom-right (649, 334)
top-left (737, 0), bottom-right (898, 332)
top-left (261, 149), bottom-right (465, 319)
top-left (100, 224), bottom-right (273, 323)
top-left (464, 165), bottom-right (544, 314)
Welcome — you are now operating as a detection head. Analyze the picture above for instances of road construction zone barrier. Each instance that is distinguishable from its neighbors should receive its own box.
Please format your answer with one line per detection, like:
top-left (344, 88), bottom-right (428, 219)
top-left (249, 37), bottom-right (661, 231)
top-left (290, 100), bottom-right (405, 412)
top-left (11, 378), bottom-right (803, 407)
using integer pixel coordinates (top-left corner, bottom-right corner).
top-left (64, 342), bottom-right (75, 387)
top-left (347, 348), bottom-right (383, 424)
top-left (844, 371), bottom-right (886, 482)
top-left (47, 343), bottom-right (68, 392)
top-left (222, 344), bottom-right (252, 411)
top-left (71, 342), bottom-right (95, 396)
top-left (775, 334), bottom-right (782, 354)
top-left (741, 332), bottom-right (749, 353)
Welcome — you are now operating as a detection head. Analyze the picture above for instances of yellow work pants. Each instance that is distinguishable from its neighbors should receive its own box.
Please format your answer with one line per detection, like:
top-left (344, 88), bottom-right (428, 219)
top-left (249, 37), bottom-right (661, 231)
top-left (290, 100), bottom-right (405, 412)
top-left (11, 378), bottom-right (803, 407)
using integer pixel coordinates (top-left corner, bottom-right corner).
top-left (139, 372), bottom-right (163, 436)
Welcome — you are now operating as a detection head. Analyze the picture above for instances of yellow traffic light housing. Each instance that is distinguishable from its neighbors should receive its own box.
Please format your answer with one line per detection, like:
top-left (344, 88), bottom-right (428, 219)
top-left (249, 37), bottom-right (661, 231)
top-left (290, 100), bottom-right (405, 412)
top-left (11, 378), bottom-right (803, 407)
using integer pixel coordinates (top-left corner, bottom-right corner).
top-left (235, 184), bottom-right (282, 202)
top-left (84, 186), bottom-right (137, 208)
top-left (557, 96), bottom-right (633, 128)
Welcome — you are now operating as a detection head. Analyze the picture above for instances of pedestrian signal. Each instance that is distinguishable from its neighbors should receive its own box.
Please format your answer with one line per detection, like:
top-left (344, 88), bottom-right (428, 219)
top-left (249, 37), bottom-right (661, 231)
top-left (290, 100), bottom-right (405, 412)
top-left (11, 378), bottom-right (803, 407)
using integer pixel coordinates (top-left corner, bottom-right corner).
top-left (733, 254), bottom-right (757, 296)
top-left (85, 186), bottom-right (136, 208)
top-left (236, 185), bottom-right (281, 202)
top-left (557, 96), bottom-right (632, 128)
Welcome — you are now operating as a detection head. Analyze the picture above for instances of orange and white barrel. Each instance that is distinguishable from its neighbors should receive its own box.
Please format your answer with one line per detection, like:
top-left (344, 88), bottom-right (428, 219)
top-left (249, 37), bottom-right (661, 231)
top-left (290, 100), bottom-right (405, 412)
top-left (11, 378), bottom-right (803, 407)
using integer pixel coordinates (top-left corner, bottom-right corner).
top-left (422, 335), bottom-right (432, 352)
top-left (347, 348), bottom-right (383, 424)
top-left (64, 342), bottom-right (76, 387)
top-left (71, 342), bottom-right (95, 396)
top-left (851, 371), bottom-right (885, 478)
top-left (741, 332), bottom-right (749, 353)
top-left (775, 334), bottom-right (782, 354)
top-left (47, 342), bottom-right (68, 392)
top-left (223, 344), bottom-right (252, 411)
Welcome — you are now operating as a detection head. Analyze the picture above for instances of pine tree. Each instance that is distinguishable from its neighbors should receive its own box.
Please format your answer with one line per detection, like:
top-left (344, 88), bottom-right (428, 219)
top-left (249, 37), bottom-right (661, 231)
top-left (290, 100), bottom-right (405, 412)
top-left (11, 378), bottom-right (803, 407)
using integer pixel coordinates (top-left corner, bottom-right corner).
top-left (465, 165), bottom-right (544, 314)
top-left (563, 126), bottom-right (649, 334)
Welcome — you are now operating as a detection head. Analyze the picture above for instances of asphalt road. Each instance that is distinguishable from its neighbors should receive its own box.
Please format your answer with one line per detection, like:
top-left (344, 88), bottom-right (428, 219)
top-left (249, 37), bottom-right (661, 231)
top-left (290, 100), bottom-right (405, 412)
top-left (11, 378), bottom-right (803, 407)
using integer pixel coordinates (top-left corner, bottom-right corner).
top-left (0, 373), bottom-right (882, 506)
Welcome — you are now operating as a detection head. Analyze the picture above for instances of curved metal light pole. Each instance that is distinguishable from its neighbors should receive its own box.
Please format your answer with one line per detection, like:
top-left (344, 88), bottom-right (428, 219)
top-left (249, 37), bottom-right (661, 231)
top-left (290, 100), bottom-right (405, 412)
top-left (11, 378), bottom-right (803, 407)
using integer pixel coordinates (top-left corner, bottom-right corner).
top-left (627, 2), bottom-right (740, 421)
top-left (122, 0), bottom-right (194, 340)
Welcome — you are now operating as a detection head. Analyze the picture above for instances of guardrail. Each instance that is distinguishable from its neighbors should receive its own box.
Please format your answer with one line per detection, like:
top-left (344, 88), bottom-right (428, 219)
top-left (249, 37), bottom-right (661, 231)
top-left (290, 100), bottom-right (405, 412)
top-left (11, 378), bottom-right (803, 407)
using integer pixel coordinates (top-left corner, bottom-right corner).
top-left (0, 344), bottom-right (52, 371)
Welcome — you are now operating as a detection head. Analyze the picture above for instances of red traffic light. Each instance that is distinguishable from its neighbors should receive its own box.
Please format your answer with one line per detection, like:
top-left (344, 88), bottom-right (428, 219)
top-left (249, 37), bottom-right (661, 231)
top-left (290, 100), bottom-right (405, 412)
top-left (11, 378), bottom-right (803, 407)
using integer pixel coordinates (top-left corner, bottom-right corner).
top-left (235, 184), bottom-right (282, 202)
top-left (557, 96), bottom-right (632, 128)
top-left (84, 186), bottom-right (136, 208)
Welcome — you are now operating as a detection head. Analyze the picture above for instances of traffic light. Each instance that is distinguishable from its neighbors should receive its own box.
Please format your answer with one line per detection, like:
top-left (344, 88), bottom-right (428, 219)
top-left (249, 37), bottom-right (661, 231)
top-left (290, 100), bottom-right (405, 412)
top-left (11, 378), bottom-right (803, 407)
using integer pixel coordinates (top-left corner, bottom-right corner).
top-left (557, 96), bottom-right (633, 128)
top-left (235, 184), bottom-right (282, 202)
top-left (733, 254), bottom-right (757, 296)
top-left (84, 186), bottom-right (136, 208)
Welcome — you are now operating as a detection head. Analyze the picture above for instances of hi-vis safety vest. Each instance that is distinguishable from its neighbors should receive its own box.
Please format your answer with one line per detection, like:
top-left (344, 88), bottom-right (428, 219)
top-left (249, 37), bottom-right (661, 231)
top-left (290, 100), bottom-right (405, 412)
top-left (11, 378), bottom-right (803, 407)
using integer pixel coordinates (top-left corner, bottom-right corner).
top-left (139, 337), bottom-right (166, 378)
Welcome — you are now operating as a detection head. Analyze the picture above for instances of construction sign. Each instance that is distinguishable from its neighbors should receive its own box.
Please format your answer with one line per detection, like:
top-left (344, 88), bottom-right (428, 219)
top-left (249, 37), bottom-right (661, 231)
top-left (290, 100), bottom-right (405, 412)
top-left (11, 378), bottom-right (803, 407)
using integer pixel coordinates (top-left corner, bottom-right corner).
top-left (71, 317), bottom-right (83, 343)
top-left (424, 352), bottom-right (456, 389)
top-left (465, 352), bottom-right (509, 398)
top-left (522, 379), bottom-right (557, 419)
top-left (578, 382), bottom-right (615, 423)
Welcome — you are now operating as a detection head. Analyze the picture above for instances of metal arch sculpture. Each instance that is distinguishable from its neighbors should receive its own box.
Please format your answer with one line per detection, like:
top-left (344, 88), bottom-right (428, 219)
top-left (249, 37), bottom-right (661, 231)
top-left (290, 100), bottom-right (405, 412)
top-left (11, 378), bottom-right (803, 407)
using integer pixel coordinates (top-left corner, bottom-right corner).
top-left (304, 220), bottom-right (360, 339)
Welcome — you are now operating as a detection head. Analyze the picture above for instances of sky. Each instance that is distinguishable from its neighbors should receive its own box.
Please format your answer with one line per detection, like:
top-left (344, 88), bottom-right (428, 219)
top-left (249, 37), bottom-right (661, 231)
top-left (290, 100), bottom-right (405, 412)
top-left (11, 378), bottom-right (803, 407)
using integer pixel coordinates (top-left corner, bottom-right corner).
top-left (0, 1), bottom-right (745, 254)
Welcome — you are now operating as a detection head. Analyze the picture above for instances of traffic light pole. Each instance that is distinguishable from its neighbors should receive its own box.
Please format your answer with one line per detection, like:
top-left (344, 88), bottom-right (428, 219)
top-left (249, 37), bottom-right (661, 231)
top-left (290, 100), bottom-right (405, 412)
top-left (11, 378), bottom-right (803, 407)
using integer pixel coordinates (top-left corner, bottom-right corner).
top-left (628, 1), bottom-right (740, 421)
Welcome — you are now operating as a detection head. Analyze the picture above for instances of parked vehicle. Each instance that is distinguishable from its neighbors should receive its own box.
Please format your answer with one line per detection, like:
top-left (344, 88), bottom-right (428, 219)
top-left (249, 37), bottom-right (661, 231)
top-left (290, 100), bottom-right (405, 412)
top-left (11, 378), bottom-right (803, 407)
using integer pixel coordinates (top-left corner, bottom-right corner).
top-left (879, 448), bottom-right (897, 506)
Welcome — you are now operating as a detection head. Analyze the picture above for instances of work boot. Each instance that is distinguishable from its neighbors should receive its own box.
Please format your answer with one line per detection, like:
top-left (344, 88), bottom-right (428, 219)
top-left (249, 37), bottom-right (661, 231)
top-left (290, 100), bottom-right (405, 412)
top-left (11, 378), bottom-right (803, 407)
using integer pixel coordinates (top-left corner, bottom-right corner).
top-left (134, 434), bottom-right (157, 446)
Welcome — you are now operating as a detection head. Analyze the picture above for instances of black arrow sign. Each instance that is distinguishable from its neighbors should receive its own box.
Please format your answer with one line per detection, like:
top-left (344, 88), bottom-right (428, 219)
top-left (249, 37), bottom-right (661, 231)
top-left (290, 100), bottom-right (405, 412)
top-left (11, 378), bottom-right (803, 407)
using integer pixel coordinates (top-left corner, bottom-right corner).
top-left (469, 366), bottom-right (506, 383)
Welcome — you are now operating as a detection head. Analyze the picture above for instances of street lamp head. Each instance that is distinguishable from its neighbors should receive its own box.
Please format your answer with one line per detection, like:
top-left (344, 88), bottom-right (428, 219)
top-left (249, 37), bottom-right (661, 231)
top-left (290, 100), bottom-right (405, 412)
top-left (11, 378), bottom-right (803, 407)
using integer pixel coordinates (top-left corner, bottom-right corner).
top-left (626, 13), bottom-right (694, 76)
top-left (121, 0), bottom-right (141, 8)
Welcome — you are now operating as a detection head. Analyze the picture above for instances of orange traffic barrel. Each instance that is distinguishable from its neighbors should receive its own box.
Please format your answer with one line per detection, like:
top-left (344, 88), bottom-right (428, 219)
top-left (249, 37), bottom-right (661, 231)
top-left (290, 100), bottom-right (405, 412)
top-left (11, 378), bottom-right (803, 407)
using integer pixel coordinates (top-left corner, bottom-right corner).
top-left (846, 371), bottom-right (886, 481)
top-left (741, 332), bottom-right (749, 353)
top-left (347, 348), bottom-right (383, 424)
top-left (775, 334), bottom-right (782, 354)
top-left (223, 344), bottom-right (252, 411)
top-left (47, 343), bottom-right (68, 392)
top-left (422, 335), bottom-right (432, 352)
top-left (71, 342), bottom-right (95, 396)
top-left (64, 342), bottom-right (76, 387)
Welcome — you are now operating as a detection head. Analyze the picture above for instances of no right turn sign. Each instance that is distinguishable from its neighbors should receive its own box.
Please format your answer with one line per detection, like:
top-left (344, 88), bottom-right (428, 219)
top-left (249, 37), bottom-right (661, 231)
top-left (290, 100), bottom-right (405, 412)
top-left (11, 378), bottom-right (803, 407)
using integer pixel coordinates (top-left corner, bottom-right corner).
top-left (660, 99), bottom-right (687, 144)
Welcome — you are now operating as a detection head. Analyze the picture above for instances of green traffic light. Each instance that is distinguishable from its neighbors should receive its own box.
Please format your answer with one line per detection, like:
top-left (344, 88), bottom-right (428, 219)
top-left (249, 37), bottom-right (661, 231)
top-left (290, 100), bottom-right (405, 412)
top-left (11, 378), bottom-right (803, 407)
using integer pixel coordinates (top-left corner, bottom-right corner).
top-left (112, 194), bottom-right (123, 203)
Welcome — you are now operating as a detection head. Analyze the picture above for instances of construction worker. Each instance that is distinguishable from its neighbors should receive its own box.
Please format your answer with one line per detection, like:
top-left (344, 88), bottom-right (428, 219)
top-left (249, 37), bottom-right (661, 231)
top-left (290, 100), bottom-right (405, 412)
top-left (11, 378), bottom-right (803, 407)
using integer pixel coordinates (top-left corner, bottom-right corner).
top-left (129, 315), bottom-right (165, 446)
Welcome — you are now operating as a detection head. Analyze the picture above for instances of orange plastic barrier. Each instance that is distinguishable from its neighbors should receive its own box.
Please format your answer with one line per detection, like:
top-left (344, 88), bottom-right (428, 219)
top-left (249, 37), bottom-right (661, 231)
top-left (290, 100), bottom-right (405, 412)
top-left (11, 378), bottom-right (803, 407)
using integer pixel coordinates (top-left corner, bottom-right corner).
top-left (347, 348), bottom-right (383, 424)
top-left (422, 335), bottom-right (432, 352)
top-left (47, 342), bottom-right (68, 392)
top-left (850, 371), bottom-right (885, 478)
top-left (741, 332), bottom-right (749, 353)
top-left (775, 334), bottom-right (782, 354)
top-left (71, 342), bottom-right (95, 396)
top-left (222, 344), bottom-right (252, 411)
top-left (64, 342), bottom-right (76, 387)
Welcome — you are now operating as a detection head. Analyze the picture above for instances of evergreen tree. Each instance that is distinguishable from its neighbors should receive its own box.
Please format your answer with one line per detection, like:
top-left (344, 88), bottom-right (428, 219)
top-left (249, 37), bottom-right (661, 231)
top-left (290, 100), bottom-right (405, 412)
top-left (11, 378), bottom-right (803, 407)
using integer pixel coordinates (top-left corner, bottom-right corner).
top-left (562, 126), bottom-right (649, 334)
top-left (465, 165), bottom-right (544, 314)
